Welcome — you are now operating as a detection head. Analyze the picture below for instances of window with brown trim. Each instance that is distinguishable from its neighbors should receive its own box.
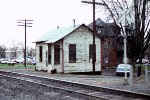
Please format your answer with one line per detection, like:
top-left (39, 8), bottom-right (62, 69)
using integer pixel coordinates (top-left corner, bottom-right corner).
top-left (48, 44), bottom-right (51, 64)
top-left (103, 42), bottom-right (109, 48)
top-left (39, 46), bottom-right (42, 62)
top-left (104, 54), bottom-right (108, 63)
top-left (54, 45), bottom-right (60, 64)
top-left (89, 44), bottom-right (96, 62)
top-left (69, 44), bottom-right (76, 63)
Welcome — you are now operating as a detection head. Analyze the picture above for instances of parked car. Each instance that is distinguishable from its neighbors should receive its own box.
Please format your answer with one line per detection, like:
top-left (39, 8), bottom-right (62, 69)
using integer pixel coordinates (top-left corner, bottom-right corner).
top-left (116, 64), bottom-right (131, 76)
top-left (0, 58), bottom-right (5, 63)
top-left (27, 59), bottom-right (36, 65)
top-left (136, 58), bottom-right (149, 64)
top-left (9, 57), bottom-right (16, 63)
top-left (7, 59), bottom-right (16, 65)
top-left (22, 58), bottom-right (36, 65)
top-left (1, 59), bottom-right (9, 64)
top-left (16, 57), bottom-right (24, 63)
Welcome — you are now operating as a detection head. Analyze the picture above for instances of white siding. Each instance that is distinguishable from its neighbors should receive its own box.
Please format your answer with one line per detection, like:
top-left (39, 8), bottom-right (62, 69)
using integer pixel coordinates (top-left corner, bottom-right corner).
top-left (36, 43), bottom-right (48, 70)
top-left (35, 25), bottom-right (101, 73)
top-left (63, 26), bottom-right (101, 73)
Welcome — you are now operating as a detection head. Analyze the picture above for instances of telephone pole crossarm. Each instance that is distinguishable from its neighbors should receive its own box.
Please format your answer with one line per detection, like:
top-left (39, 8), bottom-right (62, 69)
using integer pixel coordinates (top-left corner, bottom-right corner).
top-left (17, 19), bottom-right (33, 67)
top-left (82, 1), bottom-right (106, 6)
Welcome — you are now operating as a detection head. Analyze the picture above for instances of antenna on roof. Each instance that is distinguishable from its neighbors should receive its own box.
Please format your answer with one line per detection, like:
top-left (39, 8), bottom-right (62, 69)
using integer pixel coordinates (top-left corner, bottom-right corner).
top-left (57, 26), bottom-right (59, 29)
top-left (73, 19), bottom-right (76, 27)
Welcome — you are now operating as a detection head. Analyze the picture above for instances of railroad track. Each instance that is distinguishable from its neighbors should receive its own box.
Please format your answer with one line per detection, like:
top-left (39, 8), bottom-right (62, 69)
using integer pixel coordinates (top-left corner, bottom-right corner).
top-left (0, 70), bottom-right (149, 100)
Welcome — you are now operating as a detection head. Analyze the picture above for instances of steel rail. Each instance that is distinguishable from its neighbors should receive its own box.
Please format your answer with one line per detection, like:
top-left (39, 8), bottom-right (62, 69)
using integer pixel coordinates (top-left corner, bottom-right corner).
top-left (0, 70), bottom-right (149, 100)
top-left (0, 73), bottom-right (107, 100)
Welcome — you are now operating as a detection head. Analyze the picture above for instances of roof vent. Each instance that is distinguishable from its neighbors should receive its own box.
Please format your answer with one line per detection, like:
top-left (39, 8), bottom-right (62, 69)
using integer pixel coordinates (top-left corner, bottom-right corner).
top-left (57, 26), bottom-right (59, 29)
top-left (73, 19), bottom-right (76, 27)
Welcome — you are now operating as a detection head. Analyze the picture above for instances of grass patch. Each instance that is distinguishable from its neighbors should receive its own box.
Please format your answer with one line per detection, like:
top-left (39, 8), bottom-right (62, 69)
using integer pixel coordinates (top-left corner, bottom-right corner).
top-left (0, 64), bottom-right (35, 69)
top-left (135, 64), bottom-right (150, 72)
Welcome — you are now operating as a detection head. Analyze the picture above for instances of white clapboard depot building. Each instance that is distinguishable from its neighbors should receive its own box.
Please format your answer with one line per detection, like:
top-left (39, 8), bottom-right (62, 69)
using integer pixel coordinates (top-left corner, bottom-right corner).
top-left (34, 24), bottom-right (102, 74)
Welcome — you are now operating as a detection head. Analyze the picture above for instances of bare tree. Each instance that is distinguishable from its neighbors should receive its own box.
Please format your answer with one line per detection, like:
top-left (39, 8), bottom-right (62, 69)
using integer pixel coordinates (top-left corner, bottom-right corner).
top-left (0, 45), bottom-right (6, 58)
top-left (96, 0), bottom-right (150, 76)
top-left (10, 40), bottom-right (18, 58)
top-left (17, 42), bottom-right (35, 58)
top-left (133, 0), bottom-right (150, 76)
top-left (27, 47), bottom-right (36, 57)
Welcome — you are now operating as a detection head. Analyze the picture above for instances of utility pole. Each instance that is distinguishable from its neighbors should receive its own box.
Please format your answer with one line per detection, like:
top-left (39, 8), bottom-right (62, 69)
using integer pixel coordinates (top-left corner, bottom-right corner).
top-left (82, 0), bottom-right (105, 74)
top-left (17, 19), bottom-right (33, 67)
top-left (92, 0), bottom-right (96, 74)
top-left (82, 0), bottom-right (96, 74)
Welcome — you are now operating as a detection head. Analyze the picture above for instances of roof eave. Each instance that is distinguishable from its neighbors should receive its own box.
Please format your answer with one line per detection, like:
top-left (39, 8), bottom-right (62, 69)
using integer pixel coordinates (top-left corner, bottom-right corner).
top-left (33, 40), bottom-right (48, 43)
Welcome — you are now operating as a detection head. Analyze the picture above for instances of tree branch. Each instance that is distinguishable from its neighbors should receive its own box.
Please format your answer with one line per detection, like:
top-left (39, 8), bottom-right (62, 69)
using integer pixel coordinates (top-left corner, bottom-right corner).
top-left (101, 0), bottom-right (116, 23)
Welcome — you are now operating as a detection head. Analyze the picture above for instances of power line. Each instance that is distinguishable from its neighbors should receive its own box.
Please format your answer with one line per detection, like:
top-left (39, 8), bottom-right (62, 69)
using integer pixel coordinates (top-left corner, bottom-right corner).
top-left (82, 0), bottom-right (97, 74)
top-left (17, 19), bottom-right (33, 67)
top-left (82, 0), bottom-right (107, 75)
top-left (81, 1), bottom-right (105, 5)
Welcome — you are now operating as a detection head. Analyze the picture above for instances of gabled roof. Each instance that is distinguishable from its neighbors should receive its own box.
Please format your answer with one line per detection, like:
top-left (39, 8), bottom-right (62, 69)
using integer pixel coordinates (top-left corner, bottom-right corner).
top-left (88, 18), bottom-right (105, 30)
top-left (34, 24), bottom-right (92, 43)
top-left (88, 18), bottom-right (120, 37)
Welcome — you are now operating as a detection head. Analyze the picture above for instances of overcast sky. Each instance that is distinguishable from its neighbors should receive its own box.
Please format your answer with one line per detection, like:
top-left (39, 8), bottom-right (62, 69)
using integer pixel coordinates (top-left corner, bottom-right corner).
top-left (0, 0), bottom-right (107, 48)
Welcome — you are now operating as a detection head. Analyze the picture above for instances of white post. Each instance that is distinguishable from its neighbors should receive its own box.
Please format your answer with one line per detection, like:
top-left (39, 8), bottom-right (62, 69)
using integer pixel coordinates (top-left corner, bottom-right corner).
top-left (116, 1), bottom-right (134, 85)
top-left (123, 6), bottom-right (128, 85)
top-left (123, 10), bottom-right (133, 85)
top-left (123, 33), bottom-right (128, 85)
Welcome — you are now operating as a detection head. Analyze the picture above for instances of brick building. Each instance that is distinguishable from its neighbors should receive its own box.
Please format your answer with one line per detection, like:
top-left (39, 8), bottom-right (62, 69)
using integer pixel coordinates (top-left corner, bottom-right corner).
top-left (88, 18), bottom-right (122, 68)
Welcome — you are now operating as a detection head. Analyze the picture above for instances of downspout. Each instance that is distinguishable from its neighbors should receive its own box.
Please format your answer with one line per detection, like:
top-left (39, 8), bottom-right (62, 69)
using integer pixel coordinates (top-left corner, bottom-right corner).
top-left (61, 39), bottom-right (64, 74)
top-left (100, 39), bottom-right (102, 75)
top-left (46, 51), bottom-right (48, 67)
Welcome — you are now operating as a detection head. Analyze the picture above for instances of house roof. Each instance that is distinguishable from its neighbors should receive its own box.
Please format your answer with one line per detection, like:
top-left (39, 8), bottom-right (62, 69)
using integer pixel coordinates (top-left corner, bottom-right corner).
top-left (34, 24), bottom-right (102, 43)
top-left (88, 18), bottom-right (120, 37)
top-left (35, 24), bottom-right (92, 43)
top-left (88, 18), bottom-right (105, 30)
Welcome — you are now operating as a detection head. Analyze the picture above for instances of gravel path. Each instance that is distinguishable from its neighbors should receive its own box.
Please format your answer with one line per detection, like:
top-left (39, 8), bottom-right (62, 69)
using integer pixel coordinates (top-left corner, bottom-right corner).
top-left (0, 74), bottom-right (85, 100)
top-left (0, 76), bottom-right (67, 100)
top-left (2, 68), bottom-right (150, 95)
